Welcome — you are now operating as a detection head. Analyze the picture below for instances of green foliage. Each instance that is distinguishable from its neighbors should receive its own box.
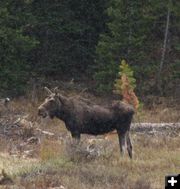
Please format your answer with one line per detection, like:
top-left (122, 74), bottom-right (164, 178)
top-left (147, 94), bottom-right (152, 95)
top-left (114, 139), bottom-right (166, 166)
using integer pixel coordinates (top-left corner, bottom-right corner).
top-left (172, 35), bottom-right (180, 79)
top-left (114, 60), bottom-right (136, 94)
top-left (0, 0), bottom-right (179, 96)
top-left (95, 0), bottom-right (153, 93)
top-left (29, 0), bottom-right (109, 76)
top-left (0, 1), bottom-right (37, 95)
top-left (95, 0), bottom-right (180, 95)
top-left (0, 0), bottom-right (109, 95)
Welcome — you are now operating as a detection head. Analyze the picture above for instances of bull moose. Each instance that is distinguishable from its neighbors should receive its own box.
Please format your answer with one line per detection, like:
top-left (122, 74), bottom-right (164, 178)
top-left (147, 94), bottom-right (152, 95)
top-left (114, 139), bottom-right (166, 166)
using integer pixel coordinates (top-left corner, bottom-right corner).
top-left (38, 87), bottom-right (134, 158)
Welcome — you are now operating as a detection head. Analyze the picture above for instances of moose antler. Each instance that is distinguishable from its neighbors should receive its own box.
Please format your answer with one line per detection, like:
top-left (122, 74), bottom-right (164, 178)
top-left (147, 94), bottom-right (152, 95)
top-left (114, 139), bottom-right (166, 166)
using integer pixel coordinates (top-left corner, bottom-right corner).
top-left (44, 87), bottom-right (53, 95)
top-left (54, 87), bottom-right (59, 95)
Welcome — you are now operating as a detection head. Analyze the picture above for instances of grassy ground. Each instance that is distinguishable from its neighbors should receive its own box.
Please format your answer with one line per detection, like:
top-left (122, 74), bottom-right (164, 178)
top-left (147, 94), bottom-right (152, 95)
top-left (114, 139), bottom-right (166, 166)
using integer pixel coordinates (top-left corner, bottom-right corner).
top-left (0, 133), bottom-right (179, 189)
top-left (0, 96), bottom-right (179, 189)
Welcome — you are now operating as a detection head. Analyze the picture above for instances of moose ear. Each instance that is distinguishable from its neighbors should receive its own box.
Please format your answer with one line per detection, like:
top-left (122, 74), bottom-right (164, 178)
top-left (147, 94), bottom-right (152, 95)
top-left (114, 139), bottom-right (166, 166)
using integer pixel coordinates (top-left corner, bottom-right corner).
top-left (54, 87), bottom-right (59, 95)
top-left (57, 93), bottom-right (66, 104)
top-left (44, 87), bottom-right (53, 95)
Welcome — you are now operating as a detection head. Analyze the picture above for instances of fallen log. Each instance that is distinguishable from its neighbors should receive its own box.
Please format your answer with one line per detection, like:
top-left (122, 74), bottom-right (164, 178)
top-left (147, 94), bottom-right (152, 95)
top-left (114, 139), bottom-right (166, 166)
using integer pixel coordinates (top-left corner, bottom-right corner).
top-left (131, 122), bottom-right (180, 132)
top-left (104, 123), bottom-right (180, 138)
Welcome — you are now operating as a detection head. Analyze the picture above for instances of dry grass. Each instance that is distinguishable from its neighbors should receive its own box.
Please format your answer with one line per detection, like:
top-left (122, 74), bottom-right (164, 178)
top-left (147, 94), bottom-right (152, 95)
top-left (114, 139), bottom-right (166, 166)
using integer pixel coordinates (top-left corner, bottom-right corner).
top-left (0, 153), bottom-right (39, 177)
top-left (0, 134), bottom-right (179, 189)
top-left (40, 139), bottom-right (64, 161)
top-left (135, 106), bottom-right (180, 123)
top-left (136, 96), bottom-right (180, 123)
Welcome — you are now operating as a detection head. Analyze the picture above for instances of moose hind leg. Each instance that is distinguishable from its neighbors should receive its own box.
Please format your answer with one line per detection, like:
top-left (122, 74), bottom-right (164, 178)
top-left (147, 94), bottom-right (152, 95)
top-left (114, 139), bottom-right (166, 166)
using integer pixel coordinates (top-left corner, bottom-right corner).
top-left (126, 131), bottom-right (132, 159)
top-left (117, 131), bottom-right (126, 157)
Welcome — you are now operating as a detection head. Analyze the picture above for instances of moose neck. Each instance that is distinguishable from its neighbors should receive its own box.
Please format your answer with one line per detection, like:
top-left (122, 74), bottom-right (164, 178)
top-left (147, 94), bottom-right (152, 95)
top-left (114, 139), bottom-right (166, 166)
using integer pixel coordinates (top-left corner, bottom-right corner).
top-left (55, 95), bottom-right (72, 123)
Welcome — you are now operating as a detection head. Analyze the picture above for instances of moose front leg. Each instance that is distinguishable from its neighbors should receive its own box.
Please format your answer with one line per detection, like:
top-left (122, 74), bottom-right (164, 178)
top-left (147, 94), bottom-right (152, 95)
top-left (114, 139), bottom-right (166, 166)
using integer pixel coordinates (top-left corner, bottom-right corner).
top-left (117, 131), bottom-right (126, 157)
top-left (71, 132), bottom-right (80, 145)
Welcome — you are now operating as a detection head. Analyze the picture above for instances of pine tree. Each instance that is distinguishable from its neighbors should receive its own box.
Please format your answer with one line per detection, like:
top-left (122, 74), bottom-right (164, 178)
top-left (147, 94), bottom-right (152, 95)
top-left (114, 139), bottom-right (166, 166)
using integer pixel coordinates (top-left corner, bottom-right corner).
top-left (0, 0), bottom-right (37, 95)
top-left (95, 0), bottom-right (153, 93)
top-left (29, 0), bottom-right (108, 77)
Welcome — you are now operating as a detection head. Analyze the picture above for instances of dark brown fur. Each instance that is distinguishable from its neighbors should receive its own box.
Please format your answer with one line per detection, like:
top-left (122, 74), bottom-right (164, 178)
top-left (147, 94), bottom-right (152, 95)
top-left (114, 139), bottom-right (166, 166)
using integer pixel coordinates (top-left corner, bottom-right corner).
top-left (38, 92), bottom-right (134, 158)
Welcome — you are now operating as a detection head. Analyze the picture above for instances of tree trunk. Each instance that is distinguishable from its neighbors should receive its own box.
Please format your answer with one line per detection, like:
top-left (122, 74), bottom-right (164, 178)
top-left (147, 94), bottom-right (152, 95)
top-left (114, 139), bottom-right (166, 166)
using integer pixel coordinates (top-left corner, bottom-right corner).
top-left (127, 2), bottom-right (133, 56)
top-left (157, 0), bottom-right (171, 94)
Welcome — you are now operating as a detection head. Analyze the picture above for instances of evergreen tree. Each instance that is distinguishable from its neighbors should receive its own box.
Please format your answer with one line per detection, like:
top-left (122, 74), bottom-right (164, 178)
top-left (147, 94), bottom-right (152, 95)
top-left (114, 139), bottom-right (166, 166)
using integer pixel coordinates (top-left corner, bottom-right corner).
top-left (0, 0), bottom-right (37, 95)
top-left (95, 0), bottom-right (154, 93)
top-left (29, 0), bottom-right (108, 77)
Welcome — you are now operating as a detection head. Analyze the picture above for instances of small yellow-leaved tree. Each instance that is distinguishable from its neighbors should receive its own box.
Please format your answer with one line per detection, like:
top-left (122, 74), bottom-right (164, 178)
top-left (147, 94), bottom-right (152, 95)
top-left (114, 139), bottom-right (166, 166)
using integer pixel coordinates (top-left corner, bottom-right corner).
top-left (114, 60), bottom-right (139, 110)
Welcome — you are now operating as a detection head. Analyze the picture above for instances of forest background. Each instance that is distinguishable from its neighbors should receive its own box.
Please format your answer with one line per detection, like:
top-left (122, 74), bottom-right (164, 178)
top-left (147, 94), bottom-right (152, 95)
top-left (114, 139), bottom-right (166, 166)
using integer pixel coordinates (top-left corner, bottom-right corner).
top-left (0, 0), bottom-right (179, 99)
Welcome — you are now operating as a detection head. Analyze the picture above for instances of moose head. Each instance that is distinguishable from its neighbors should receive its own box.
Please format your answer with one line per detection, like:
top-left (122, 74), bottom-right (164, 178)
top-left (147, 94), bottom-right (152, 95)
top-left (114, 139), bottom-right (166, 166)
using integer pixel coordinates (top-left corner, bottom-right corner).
top-left (38, 87), bottom-right (64, 119)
